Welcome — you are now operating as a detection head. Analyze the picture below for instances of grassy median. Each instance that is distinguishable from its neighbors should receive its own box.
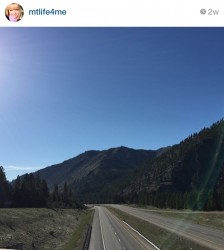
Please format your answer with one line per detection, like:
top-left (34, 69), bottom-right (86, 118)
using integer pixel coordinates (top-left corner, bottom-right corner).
top-left (107, 206), bottom-right (212, 250)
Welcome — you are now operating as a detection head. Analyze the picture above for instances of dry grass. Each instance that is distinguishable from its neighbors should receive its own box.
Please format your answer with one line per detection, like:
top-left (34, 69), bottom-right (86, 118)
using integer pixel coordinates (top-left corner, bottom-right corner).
top-left (146, 210), bottom-right (224, 230)
top-left (0, 208), bottom-right (92, 250)
top-left (130, 205), bottom-right (224, 230)
top-left (64, 209), bottom-right (94, 250)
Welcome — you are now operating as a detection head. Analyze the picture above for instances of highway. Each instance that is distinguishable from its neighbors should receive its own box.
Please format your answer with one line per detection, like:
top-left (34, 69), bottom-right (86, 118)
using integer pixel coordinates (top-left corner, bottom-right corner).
top-left (110, 205), bottom-right (224, 250)
top-left (89, 206), bottom-right (158, 250)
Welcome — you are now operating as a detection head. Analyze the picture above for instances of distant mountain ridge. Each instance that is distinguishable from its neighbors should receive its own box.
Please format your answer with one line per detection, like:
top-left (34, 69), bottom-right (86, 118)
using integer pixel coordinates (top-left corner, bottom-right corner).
top-left (36, 146), bottom-right (168, 202)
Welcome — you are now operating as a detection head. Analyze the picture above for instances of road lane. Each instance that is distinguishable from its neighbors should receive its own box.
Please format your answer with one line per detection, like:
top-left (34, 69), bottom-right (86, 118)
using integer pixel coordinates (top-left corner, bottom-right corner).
top-left (111, 205), bottom-right (224, 250)
top-left (89, 206), bottom-right (157, 250)
top-left (89, 207), bottom-right (104, 250)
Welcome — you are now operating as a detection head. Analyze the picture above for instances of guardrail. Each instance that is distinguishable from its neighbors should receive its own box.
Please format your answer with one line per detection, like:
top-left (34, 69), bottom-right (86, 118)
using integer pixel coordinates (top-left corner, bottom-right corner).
top-left (82, 224), bottom-right (92, 250)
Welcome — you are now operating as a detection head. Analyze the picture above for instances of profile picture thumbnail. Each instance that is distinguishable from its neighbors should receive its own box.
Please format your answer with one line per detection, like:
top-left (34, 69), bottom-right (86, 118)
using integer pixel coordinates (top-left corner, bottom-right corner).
top-left (5, 3), bottom-right (24, 22)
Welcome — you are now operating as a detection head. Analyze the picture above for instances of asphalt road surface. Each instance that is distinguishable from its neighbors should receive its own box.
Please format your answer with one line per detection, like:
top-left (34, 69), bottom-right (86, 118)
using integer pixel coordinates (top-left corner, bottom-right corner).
top-left (110, 205), bottom-right (224, 250)
top-left (89, 206), bottom-right (158, 250)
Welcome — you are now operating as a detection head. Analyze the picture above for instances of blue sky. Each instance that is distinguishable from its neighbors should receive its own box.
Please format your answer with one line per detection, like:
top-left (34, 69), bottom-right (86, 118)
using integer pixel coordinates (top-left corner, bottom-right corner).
top-left (1, 28), bottom-right (224, 181)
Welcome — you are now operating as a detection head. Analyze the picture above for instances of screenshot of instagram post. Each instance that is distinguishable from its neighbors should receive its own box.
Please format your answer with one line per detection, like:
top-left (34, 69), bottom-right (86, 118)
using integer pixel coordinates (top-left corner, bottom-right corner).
top-left (0, 1), bottom-right (224, 250)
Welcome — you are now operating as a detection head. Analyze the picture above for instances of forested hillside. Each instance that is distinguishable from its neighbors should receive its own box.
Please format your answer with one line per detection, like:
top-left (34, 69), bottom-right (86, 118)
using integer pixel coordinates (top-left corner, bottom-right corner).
top-left (121, 119), bottom-right (224, 210)
top-left (35, 146), bottom-right (165, 203)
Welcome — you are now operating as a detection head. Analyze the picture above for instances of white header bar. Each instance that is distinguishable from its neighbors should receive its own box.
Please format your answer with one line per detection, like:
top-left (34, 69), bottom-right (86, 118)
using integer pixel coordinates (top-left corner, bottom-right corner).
top-left (0, 0), bottom-right (224, 27)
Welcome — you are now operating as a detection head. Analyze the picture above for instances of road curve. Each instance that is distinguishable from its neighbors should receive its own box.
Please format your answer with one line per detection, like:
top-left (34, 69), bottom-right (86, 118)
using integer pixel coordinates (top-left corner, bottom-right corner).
top-left (110, 205), bottom-right (224, 250)
top-left (89, 206), bottom-right (157, 250)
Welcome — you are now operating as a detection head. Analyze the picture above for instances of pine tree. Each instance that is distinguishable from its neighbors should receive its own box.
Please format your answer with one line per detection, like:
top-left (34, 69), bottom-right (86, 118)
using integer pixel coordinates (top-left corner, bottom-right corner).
top-left (63, 182), bottom-right (68, 205)
top-left (0, 166), bottom-right (11, 207)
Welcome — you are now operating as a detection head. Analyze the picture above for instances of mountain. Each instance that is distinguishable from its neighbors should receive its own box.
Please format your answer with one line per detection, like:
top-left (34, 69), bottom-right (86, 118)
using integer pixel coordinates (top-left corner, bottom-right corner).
top-left (17, 118), bottom-right (224, 209)
top-left (35, 146), bottom-right (167, 202)
top-left (122, 119), bottom-right (224, 210)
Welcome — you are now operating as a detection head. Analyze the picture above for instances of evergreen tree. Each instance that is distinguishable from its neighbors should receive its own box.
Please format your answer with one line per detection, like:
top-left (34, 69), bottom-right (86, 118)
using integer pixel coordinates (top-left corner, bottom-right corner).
top-left (63, 182), bottom-right (68, 204)
top-left (0, 166), bottom-right (12, 207)
top-left (52, 184), bottom-right (59, 203)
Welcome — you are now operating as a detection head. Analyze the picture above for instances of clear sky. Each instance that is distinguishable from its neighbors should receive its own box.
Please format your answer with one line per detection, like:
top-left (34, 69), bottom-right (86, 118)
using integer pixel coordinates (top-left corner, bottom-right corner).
top-left (1, 28), bottom-right (224, 181)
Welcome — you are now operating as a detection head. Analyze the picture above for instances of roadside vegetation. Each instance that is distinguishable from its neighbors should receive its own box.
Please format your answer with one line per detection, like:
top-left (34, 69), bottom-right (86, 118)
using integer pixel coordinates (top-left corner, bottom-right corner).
top-left (107, 206), bottom-right (212, 250)
top-left (0, 166), bottom-right (94, 249)
top-left (63, 209), bottom-right (94, 250)
top-left (144, 208), bottom-right (224, 231)
top-left (0, 208), bottom-right (93, 249)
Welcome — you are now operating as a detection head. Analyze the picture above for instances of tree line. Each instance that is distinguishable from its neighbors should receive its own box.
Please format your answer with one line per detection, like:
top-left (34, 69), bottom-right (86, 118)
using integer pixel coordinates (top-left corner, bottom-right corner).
top-left (123, 188), bottom-right (224, 211)
top-left (0, 166), bottom-right (83, 208)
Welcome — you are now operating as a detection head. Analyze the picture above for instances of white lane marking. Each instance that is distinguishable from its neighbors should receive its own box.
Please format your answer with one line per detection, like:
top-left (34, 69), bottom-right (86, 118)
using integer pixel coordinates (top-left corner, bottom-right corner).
top-left (99, 211), bottom-right (106, 250)
top-left (123, 220), bottom-right (160, 250)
